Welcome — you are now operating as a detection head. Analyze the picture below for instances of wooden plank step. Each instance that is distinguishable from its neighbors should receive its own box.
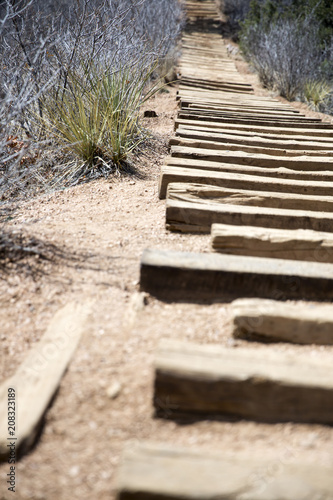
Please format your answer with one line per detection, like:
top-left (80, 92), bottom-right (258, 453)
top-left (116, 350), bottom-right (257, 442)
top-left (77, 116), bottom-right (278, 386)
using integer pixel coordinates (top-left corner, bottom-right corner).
top-left (175, 118), bottom-right (333, 137)
top-left (179, 81), bottom-right (251, 94)
top-left (140, 248), bottom-right (333, 301)
top-left (231, 298), bottom-right (333, 345)
top-left (178, 110), bottom-right (325, 127)
top-left (175, 128), bottom-right (333, 150)
top-left (182, 104), bottom-right (307, 118)
top-left (154, 339), bottom-right (333, 423)
top-left (178, 96), bottom-right (295, 110)
top-left (170, 145), bottom-right (333, 171)
top-left (177, 89), bottom-right (288, 103)
top-left (181, 76), bottom-right (252, 89)
top-left (167, 182), bottom-right (333, 213)
top-left (166, 199), bottom-right (333, 234)
top-left (177, 122), bottom-right (333, 144)
top-left (116, 441), bottom-right (333, 500)
top-left (0, 301), bottom-right (92, 460)
top-left (178, 94), bottom-right (299, 108)
top-left (178, 105), bottom-right (320, 121)
top-left (183, 100), bottom-right (300, 113)
top-left (159, 165), bottom-right (333, 199)
top-left (180, 82), bottom-right (253, 92)
top-left (211, 223), bottom-right (333, 262)
top-left (170, 136), bottom-right (333, 157)
top-left (166, 157), bottom-right (333, 183)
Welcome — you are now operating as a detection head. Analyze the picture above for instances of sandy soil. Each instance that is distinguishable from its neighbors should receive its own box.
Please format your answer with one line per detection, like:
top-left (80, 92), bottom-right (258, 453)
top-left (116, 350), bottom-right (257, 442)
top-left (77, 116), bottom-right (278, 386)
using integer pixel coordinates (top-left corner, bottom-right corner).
top-left (1, 57), bottom-right (333, 500)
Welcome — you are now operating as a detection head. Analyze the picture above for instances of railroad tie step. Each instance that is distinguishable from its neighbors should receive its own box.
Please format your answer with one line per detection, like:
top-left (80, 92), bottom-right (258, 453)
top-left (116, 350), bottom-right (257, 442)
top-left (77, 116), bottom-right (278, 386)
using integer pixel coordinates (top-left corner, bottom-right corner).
top-left (170, 136), bottom-right (333, 157)
top-left (170, 145), bottom-right (333, 170)
top-left (165, 157), bottom-right (333, 183)
top-left (211, 223), bottom-right (333, 262)
top-left (175, 118), bottom-right (333, 137)
top-left (159, 165), bottom-right (333, 199)
top-left (165, 199), bottom-right (333, 234)
top-left (116, 441), bottom-right (333, 500)
top-left (230, 298), bottom-right (333, 345)
top-left (167, 182), bottom-right (333, 215)
top-left (140, 248), bottom-right (333, 302)
top-left (153, 339), bottom-right (333, 424)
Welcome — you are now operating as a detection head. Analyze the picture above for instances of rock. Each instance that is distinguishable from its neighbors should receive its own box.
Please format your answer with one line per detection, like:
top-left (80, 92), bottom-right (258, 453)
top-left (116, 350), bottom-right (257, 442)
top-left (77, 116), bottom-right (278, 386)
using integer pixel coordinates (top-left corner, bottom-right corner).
top-left (144, 110), bottom-right (158, 118)
top-left (107, 381), bottom-right (122, 399)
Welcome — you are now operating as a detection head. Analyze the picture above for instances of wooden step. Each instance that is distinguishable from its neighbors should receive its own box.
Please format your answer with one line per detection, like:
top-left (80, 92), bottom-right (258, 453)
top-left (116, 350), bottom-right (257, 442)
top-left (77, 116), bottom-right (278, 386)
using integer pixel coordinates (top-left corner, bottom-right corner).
top-left (231, 298), bottom-right (333, 345)
top-left (167, 182), bottom-right (333, 213)
top-left (183, 101), bottom-right (301, 114)
top-left (175, 119), bottom-right (333, 137)
top-left (159, 165), bottom-right (333, 199)
top-left (166, 157), bottom-right (333, 182)
top-left (211, 223), bottom-right (333, 262)
top-left (170, 136), bottom-right (333, 157)
top-left (140, 248), bottom-right (333, 301)
top-left (171, 145), bottom-right (333, 171)
top-left (154, 340), bottom-right (333, 423)
top-left (178, 106), bottom-right (320, 122)
top-left (178, 110), bottom-right (327, 128)
top-left (166, 199), bottom-right (333, 233)
top-left (116, 441), bottom-right (333, 500)
top-left (175, 127), bottom-right (333, 150)
top-left (177, 122), bottom-right (333, 144)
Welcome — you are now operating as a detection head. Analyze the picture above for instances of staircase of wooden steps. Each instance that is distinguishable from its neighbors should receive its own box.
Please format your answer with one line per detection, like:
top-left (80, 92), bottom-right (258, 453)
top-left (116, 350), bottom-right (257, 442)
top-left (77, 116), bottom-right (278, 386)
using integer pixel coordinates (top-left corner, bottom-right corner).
top-left (117, 0), bottom-right (333, 498)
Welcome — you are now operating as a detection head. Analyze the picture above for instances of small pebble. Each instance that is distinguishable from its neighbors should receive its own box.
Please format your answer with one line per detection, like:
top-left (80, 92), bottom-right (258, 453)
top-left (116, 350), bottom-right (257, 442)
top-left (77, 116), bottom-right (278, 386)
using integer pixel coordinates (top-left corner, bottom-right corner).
top-left (107, 381), bottom-right (122, 399)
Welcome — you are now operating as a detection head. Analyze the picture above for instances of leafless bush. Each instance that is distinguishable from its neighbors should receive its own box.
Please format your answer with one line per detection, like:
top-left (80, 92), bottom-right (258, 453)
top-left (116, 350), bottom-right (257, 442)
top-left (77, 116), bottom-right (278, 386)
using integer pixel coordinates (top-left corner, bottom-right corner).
top-left (0, 0), bottom-right (183, 201)
top-left (241, 14), bottom-right (322, 100)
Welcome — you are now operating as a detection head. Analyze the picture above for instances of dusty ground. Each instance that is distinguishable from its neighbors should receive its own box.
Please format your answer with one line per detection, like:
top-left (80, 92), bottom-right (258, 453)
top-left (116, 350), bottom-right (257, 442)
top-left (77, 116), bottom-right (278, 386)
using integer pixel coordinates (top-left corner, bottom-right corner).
top-left (1, 56), bottom-right (333, 500)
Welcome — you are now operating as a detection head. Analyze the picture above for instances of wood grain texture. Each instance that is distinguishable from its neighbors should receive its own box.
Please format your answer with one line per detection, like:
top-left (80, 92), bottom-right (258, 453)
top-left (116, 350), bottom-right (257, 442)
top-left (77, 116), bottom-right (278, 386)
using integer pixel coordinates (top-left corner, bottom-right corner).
top-left (211, 223), bottom-right (333, 262)
top-left (166, 199), bottom-right (333, 234)
top-left (154, 340), bottom-right (333, 423)
top-left (231, 298), bottom-right (333, 344)
top-left (0, 301), bottom-right (92, 460)
top-left (140, 248), bottom-right (333, 302)
top-left (167, 182), bottom-right (333, 213)
top-left (116, 441), bottom-right (333, 500)
top-left (159, 165), bottom-right (333, 199)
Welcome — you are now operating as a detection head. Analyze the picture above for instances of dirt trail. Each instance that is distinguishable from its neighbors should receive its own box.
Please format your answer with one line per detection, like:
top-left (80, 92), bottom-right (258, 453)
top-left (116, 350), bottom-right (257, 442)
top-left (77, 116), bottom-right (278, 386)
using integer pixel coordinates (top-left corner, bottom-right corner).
top-left (1, 8), bottom-right (333, 500)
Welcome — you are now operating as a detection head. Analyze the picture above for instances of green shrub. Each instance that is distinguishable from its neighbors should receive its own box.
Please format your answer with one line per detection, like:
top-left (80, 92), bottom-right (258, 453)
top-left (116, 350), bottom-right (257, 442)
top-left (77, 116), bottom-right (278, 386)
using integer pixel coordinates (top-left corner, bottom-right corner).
top-left (42, 60), bottom-right (162, 184)
top-left (303, 80), bottom-right (332, 111)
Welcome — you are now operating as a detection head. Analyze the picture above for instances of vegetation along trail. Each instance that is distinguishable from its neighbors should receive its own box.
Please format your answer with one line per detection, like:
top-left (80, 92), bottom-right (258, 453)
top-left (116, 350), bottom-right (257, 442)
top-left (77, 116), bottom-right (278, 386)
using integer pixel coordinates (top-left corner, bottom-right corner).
top-left (1, 0), bottom-right (333, 499)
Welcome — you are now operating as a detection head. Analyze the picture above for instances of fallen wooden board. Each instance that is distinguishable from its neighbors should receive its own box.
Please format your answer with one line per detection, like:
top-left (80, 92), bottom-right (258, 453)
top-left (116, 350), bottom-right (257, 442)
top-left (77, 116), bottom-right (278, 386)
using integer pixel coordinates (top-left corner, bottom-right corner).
top-left (167, 182), bottom-right (333, 213)
top-left (170, 136), bottom-right (333, 157)
top-left (211, 223), bottom-right (333, 262)
top-left (166, 199), bottom-right (333, 233)
top-left (140, 248), bottom-right (333, 301)
top-left (175, 127), bottom-right (333, 151)
top-left (0, 301), bottom-right (92, 460)
top-left (154, 339), bottom-right (333, 423)
top-left (159, 165), bottom-right (333, 199)
top-left (175, 118), bottom-right (333, 137)
top-left (170, 145), bottom-right (333, 170)
top-left (116, 441), bottom-right (333, 500)
top-left (231, 298), bottom-right (333, 344)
